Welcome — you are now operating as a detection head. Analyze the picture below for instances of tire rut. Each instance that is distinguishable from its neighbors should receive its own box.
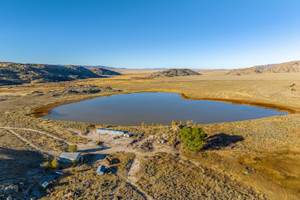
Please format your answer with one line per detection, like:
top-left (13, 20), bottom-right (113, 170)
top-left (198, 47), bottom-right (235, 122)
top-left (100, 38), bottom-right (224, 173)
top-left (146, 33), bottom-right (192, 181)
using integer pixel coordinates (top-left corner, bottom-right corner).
top-left (0, 127), bottom-right (70, 145)
top-left (0, 127), bottom-right (60, 157)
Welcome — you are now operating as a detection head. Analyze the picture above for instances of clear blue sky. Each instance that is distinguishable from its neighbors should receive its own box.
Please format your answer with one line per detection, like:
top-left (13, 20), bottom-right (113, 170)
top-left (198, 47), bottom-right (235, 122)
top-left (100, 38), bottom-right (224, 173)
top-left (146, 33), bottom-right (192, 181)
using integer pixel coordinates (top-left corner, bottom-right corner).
top-left (0, 0), bottom-right (300, 69)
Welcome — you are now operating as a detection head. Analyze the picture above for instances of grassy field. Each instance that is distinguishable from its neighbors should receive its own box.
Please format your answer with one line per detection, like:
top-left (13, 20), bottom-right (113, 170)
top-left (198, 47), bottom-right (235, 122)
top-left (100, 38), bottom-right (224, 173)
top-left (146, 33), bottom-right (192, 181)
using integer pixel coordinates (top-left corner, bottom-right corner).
top-left (0, 70), bottom-right (300, 199)
top-left (136, 152), bottom-right (267, 200)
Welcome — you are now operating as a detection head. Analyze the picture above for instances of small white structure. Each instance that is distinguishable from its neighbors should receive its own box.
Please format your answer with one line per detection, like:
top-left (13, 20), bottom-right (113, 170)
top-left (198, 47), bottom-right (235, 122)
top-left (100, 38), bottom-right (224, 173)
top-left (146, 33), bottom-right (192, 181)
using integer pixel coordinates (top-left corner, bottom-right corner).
top-left (123, 133), bottom-right (133, 137)
top-left (96, 128), bottom-right (143, 137)
top-left (97, 165), bottom-right (106, 175)
top-left (158, 139), bottom-right (167, 144)
top-left (96, 129), bottom-right (125, 135)
top-left (59, 152), bottom-right (82, 163)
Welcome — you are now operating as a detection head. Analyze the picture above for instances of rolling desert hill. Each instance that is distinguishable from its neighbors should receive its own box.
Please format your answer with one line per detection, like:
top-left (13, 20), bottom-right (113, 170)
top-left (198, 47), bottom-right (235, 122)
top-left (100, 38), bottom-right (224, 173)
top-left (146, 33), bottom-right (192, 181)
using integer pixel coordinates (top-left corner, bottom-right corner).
top-left (146, 68), bottom-right (201, 78)
top-left (0, 62), bottom-right (120, 86)
top-left (90, 67), bottom-right (121, 76)
top-left (228, 61), bottom-right (300, 75)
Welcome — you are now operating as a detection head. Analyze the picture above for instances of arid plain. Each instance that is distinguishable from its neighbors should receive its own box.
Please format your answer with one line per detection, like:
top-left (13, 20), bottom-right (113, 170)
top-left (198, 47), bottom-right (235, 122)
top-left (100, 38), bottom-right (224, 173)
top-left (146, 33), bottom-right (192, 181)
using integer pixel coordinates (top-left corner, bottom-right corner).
top-left (0, 69), bottom-right (300, 199)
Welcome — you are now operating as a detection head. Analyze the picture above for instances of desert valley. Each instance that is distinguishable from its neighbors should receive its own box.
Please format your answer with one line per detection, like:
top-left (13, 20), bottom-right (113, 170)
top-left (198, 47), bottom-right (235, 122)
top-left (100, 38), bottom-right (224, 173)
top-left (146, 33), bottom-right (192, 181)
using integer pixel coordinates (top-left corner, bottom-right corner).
top-left (1, 1), bottom-right (300, 199)
top-left (0, 61), bottom-right (300, 199)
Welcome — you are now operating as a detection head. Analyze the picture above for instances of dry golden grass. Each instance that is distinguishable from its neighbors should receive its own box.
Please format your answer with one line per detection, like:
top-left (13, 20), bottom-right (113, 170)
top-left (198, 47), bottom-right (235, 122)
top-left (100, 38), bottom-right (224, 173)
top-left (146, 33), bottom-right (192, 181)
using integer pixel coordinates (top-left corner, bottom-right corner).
top-left (41, 153), bottom-right (142, 200)
top-left (0, 129), bottom-right (35, 154)
top-left (75, 71), bottom-right (300, 113)
top-left (137, 152), bottom-right (267, 199)
top-left (0, 70), bottom-right (300, 199)
top-left (12, 129), bottom-right (68, 151)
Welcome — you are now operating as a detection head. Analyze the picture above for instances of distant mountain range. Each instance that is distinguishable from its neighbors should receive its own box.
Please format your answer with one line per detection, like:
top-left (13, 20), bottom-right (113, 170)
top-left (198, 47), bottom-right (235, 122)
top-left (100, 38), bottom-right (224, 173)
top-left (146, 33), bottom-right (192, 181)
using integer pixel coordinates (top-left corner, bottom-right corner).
top-left (83, 65), bottom-right (122, 70)
top-left (0, 62), bottom-right (121, 86)
top-left (1, 60), bottom-right (300, 86)
top-left (228, 61), bottom-right (300, 75)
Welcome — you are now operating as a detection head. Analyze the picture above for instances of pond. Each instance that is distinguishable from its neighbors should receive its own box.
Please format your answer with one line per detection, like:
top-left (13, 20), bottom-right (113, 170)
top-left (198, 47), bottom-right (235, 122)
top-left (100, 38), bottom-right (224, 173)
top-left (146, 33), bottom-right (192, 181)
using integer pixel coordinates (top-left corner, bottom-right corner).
top-left (44, 92), bottom-right (287, 126)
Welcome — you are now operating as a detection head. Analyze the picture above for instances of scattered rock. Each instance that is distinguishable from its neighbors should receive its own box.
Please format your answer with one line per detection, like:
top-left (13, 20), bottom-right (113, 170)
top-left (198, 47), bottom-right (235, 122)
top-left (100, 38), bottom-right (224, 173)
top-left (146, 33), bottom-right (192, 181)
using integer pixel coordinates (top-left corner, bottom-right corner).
top-left (3, 185), bottom-right (18, 196)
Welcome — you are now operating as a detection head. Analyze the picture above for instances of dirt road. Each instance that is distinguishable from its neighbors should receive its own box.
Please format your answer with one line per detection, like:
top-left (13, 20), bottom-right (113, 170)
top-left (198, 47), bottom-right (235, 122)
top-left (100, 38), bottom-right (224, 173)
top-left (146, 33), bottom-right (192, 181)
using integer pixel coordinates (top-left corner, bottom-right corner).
top-left (1, 128), bottom-right (58, 156)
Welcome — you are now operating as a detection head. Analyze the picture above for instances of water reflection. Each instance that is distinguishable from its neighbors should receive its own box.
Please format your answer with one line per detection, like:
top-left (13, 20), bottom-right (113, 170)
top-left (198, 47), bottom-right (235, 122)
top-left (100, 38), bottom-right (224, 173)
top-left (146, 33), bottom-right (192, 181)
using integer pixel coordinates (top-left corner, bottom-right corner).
top-left (44, 92), bottom-right (287, 126)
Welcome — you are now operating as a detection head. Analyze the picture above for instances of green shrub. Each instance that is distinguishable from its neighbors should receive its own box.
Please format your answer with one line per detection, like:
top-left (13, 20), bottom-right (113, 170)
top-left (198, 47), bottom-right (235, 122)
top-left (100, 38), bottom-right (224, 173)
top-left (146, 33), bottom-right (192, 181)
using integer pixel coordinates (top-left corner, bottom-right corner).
top-left (179, 127), bottom-right (207, 152)
top-left (51, 159), bottom-right (59, 168)
top-left (45, 161), bottom-right (52, 168)
top-left (68, 144), bottom-right (77, 152)
top-left (45, 158), bottom-right (59, 169)
top-left (72, 159), bottom-right (78, 165)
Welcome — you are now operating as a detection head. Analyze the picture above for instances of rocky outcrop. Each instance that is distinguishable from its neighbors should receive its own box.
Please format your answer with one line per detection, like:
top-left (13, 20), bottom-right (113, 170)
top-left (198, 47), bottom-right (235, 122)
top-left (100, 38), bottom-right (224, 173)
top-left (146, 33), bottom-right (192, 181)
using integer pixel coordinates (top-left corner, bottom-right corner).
top-left (146, 69), bottom-right (201, 78)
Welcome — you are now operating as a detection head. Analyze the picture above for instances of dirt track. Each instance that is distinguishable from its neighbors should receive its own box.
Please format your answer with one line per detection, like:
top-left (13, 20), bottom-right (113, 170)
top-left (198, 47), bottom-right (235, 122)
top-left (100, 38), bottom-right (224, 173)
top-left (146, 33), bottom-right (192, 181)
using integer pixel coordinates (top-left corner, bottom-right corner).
top-left (0, 127), bottom-right (69, 156)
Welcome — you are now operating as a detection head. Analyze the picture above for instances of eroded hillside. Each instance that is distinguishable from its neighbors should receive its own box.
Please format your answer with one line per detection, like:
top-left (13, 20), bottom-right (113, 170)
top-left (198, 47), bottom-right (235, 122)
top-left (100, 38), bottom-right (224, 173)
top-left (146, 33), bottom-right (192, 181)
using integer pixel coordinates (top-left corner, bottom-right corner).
top-left (228, 61), bottom-right (300, 75)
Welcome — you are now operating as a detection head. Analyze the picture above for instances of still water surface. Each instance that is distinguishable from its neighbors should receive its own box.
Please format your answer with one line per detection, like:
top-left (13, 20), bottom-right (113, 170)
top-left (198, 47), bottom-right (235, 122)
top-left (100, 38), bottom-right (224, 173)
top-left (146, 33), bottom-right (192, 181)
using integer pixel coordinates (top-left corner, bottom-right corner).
top-left (44, 92), bottom-right (287, 126)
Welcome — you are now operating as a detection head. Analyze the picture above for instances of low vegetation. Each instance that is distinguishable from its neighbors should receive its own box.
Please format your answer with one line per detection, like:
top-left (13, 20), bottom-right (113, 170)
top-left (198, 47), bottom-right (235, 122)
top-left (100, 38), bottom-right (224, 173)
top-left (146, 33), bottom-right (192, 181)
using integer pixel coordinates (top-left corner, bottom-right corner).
top-left (45, 158), bottom-right (59, 169)
top-left (49, 85), bottom-right (116, 96)
top-left (108, 152), bottom-right (136, 174)
top-left (1, 66), bottom-right (300, 199)
top-left (42, 167), bottom-right (144, 200)
top-left (42, 152), bottom-right (141, 200)
top-left (12, 129), bottom-right (68, 151)
top-left (68, 145), bottom-right (78, 152)
top-left (136, 153), bottom-right (267, 199)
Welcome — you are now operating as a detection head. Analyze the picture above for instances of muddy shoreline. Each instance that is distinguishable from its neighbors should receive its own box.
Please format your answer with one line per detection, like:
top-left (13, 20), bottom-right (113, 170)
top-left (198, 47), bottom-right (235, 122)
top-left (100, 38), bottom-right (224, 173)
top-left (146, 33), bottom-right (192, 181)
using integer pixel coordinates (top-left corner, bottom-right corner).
top-left (180, 94), bottom-right (296, 114)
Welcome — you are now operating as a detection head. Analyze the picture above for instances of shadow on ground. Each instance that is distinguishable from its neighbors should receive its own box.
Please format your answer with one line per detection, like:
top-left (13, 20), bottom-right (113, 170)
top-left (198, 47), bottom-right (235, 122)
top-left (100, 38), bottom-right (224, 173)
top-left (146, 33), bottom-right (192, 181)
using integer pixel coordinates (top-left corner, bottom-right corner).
top-left (78, 146), bottom-right (110, 153)
top-left (0, 147), bottom-right (44, 199)
top-left (0, 147), bottom-right (43, 181)
top-left (84, 153), bottom-right (108, 164)
top-left (203, 133), bottom-right (244, 150)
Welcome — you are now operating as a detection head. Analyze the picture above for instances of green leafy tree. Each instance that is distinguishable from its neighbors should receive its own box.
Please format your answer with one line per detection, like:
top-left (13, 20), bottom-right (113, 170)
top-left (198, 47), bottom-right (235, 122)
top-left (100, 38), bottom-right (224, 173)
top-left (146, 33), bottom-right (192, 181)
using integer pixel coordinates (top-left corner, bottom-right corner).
top-left (179, 127), bottom-right (207, 152)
